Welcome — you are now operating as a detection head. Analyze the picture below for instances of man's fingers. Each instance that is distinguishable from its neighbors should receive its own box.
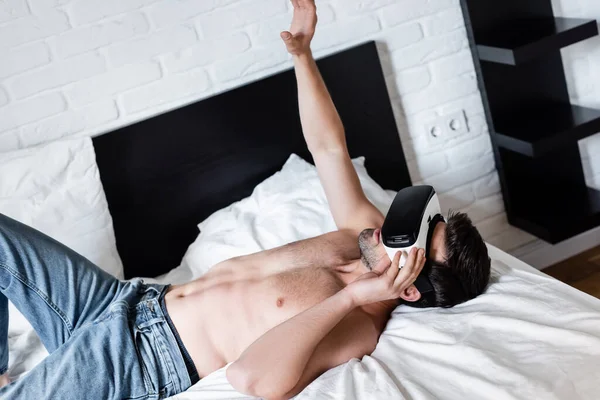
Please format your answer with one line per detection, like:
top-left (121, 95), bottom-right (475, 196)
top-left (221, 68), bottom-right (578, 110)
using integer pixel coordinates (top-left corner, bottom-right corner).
top-left (386, 251), bottom-right (401, 274)
top-left (281, 31), bottom-right (293, 41)
top-left (404, 248), bottom-right (418, 270)
top-left (384, 251), bottom-right (402, 281)
top-left (296, 0), bottom-right (315, 10)
top-left (393, 248), bottom-right (420, 286)
top-left (395, 248), bottom-right (425, 289)
top-left (290, 0), bottom-right (299, 9)
top-left (281, 31), bottom-right (298, 53)
top-left (408, 248), bottom-right (425, 277)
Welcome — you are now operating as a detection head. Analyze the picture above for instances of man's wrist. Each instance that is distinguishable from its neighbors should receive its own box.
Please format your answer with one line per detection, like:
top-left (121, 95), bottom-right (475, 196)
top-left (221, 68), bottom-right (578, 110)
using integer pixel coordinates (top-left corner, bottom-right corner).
top-left (339, 287), bottom-right (359, 310)
top-left (292, 50), bottom-right (313, 63)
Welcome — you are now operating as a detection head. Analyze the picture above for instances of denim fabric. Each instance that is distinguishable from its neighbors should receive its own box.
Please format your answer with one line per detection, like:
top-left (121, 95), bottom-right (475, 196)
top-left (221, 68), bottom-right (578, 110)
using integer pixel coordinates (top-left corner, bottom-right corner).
top-left (0, 214), bottom-right (193, 400)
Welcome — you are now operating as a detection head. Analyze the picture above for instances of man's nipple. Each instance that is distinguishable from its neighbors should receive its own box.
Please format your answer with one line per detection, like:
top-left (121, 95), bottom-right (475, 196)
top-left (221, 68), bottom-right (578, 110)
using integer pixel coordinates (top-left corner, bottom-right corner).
top-left (276, 297), bottom-right (284, 308)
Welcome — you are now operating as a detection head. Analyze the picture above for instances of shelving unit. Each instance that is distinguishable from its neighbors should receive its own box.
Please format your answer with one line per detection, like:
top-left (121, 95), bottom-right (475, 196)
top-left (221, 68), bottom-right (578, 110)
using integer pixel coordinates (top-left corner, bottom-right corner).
top-left (476, 17), bottom-right (598, 65)
top-left (494, 103), bottom-right (600, 157)
top-left (510, 187), bottom-right (600, 243)
top-left (460, 0), bottom-right (600, 244)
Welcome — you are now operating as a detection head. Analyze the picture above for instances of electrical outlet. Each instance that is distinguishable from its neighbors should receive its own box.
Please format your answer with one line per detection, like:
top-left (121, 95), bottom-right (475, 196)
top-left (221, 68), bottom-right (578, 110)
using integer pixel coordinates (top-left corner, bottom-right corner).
top-left (445, 110), bottom-right (469, 138)
top-left (425, 110), bottom-right (469, 143)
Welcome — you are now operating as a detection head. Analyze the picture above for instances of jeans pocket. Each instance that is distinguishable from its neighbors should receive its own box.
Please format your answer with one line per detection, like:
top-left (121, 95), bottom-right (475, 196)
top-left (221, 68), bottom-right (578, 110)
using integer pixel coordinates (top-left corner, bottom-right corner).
top-left (131, 327), bottom-right (155, 398)
top-left (132, 324), bottom-right (175, 399)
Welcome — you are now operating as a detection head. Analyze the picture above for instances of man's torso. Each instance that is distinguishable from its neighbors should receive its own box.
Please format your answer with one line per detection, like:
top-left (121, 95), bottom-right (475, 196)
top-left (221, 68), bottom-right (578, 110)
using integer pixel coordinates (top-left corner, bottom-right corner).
top-left (164, 229), bottom-right (373, 378)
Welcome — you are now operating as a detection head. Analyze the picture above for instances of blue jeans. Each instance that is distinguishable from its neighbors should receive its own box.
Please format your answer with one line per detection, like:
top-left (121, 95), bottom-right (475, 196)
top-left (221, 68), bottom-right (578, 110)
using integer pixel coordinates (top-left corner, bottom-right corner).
top-left (0, 214), bottom-right (195, 399)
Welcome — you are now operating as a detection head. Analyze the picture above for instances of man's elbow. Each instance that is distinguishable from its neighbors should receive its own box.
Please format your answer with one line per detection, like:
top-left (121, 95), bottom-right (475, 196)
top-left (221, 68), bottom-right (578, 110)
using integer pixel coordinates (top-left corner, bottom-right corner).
top-left (310, 141), bottom-right (346, 157)
top-left (226, 363), bottom-right (292, 400)
top-left (226, 363), bottom-right (255, 395)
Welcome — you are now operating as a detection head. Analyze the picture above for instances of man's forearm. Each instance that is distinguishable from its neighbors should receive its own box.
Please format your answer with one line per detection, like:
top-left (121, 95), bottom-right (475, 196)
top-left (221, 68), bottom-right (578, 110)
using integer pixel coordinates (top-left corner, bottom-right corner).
top-left (227, 289), bottom-right (356, 398)
top-left (294, 52), bottom-right (346, 154)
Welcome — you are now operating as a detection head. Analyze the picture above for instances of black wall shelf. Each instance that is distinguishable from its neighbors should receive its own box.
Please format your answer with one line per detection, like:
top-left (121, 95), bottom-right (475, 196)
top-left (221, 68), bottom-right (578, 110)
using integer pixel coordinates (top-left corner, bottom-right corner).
top-left (460, 0), bottom-right (600, 244)
top-left (510, 187), bottom-right (600, 243)
top-left (477, 18), bottom-right (598, 65)
top-left (495, 103), bottom-right (600, 157)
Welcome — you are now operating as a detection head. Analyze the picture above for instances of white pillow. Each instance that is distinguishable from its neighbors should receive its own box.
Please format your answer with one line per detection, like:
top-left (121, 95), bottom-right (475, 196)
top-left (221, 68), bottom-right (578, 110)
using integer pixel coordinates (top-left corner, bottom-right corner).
top-left (0, 137), bottom-right (124, 278)
top-left (157, 154), bottom-right (395, 284)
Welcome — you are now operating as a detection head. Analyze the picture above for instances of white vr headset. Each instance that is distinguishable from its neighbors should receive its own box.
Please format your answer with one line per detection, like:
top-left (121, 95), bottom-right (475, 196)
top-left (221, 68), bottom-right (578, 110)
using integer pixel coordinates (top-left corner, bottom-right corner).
top-left (381, 185), bottom-right (445, 295)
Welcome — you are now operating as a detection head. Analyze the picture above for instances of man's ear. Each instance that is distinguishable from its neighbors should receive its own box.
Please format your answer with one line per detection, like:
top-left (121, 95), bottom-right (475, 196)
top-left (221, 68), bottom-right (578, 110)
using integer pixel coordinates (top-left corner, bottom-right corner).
top-left (399, 284), bottom-right (421, 302)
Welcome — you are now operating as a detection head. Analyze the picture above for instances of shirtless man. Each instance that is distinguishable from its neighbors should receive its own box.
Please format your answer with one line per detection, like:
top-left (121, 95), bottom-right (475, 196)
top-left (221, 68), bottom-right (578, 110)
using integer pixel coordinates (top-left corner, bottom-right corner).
top-left (0, 1), bottom-right (490, 399)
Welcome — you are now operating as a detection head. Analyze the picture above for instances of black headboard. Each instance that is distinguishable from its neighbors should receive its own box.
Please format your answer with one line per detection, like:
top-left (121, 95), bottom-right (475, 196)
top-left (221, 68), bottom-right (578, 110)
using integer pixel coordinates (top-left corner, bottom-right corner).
top-left (93, 41), bottom-right (411, 279)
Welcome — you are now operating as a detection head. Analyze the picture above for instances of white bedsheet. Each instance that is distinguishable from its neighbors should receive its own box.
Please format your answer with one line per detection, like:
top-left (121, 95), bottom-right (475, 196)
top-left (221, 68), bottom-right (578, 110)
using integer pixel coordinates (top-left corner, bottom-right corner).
top-left (9, 244), bottom-right (600, 400)
top-left (159, 154), bottom-right (600, 399)
top-left (164, 245), bottom-right (600, 400)
top-left (5, 154), bottom-right (600, 399)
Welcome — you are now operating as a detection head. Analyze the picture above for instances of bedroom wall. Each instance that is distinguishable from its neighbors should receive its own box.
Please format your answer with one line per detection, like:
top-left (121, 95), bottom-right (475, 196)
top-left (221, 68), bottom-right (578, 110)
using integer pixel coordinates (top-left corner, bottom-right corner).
top-left (552, 0), bottom-right (600, 189)
top-left (1, 0), bottom-right (583, 267)
top-left (511, 1), bottom-right (600, 266)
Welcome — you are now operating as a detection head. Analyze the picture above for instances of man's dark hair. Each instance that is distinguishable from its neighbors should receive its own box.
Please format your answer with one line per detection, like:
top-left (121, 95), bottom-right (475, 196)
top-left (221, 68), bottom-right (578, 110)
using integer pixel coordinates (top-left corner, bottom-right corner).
top-left (408, 211), bottom-right (491, 308)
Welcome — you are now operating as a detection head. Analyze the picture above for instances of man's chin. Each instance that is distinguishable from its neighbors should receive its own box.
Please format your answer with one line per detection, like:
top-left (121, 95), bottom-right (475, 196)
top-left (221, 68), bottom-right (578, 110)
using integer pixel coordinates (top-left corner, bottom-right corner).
top-left (360, 255), bottom-right (372, 271)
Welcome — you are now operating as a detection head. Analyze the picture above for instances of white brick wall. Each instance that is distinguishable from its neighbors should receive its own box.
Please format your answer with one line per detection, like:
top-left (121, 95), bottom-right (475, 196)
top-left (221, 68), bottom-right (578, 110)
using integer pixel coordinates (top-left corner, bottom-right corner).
top-left (421, 153), bottom-right (497, 194)
top-left (9, 51), bottom-right (106, 99)
top-left (311, 15), bottom-right (381, 51)
top-left (0, 130), bottom-right (21, 152)
top-left (54, 13), bottom-right (150, 58)
top-left (68, 0), bottom-right (160, 27)
top-left (552, 0), bottom-right (600, 191)
top-left (19, 100), bottom-right (119, 147)
top-left (197, 0), bottom-right (288, 38)
top-left (3, 0), bottom-right (598, 266)
top-left (28, 0), bottom-right (70, 12)
top-left (463, 194), bottom-right (504, 224)
top-left (439, 184), bottom-right (476, 212)
top-left (0, 9), bottom-right (70, 48)
top-left (504, 0), bottom-right (600, 266)
top-left (248, 4), bottom-right (336, 47)
top-left (379, 23), bottom-right (423, 54)
top-left (122, 68), bottom-right (210, 114)
top-left (0, 0), bottom-right (29, 24)
top-left (149, 0), bottom-right (240, 29)
top-left (0, 92), bottom-right (67, 132)
top-left (66, 62), bottom-right (162, 106)
top-left (213, 46), bottom-right (290, 83)
top-left (163, 34), bottom-right (251, 73)
top-left (379, 0), bottom-right (458, 27)
top-left (0, 42), bottom-right (52, 79)
top-left (107, 25), bottom-right (198, 67)
top-left (0, 87), bottom-right (8, 107)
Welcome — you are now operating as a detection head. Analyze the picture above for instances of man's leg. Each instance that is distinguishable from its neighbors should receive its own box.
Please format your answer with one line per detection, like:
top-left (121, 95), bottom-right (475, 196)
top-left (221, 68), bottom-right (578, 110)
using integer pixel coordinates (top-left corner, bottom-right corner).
top-left (0, 294), bottom-right (7, 388)
top-left (0, 311), bottom-right (151, 400)
top-left (0, 213), bottom-right (125, 376)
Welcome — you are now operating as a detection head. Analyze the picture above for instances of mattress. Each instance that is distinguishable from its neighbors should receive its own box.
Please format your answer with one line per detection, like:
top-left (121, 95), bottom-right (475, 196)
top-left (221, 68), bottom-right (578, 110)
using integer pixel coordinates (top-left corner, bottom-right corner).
top-left (166, 244), bottom-right (600, 400)
top-left (7, 244), bottom-right (600, 400)
top-left (5, 154), bottom-right (600, 399)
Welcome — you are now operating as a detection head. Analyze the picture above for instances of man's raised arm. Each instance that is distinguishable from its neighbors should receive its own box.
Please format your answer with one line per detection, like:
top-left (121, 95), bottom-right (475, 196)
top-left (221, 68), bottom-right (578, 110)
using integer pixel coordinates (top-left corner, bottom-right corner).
top-left (282, 0), bottom-right (384, 232)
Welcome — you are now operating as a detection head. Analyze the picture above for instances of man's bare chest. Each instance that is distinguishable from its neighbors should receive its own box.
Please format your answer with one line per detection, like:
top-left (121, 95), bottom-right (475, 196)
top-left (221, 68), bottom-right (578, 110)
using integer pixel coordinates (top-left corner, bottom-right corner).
top-left (165, 230), bottom-right (367, 374)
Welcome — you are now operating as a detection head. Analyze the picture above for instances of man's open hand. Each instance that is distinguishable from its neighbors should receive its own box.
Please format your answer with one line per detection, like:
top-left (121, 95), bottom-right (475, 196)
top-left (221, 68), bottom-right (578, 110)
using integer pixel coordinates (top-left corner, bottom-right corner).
top-left (281, 0), bottom-right (317, 56)
top-left (344, 248), bottom-right (426, 307)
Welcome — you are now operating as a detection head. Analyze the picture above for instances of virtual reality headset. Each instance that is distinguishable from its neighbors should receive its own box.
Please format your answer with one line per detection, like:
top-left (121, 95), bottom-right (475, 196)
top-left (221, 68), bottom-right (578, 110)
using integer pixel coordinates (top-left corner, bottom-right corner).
top-left (381, 185), bottom-right (445, 296)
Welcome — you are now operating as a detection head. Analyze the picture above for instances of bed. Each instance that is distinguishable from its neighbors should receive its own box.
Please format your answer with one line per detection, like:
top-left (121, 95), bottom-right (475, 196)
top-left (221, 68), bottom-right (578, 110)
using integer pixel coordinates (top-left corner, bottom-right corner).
top-left (171, 247), bottom-right (600, 400)
top-left (6, 42), bottom-right (600, 399)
